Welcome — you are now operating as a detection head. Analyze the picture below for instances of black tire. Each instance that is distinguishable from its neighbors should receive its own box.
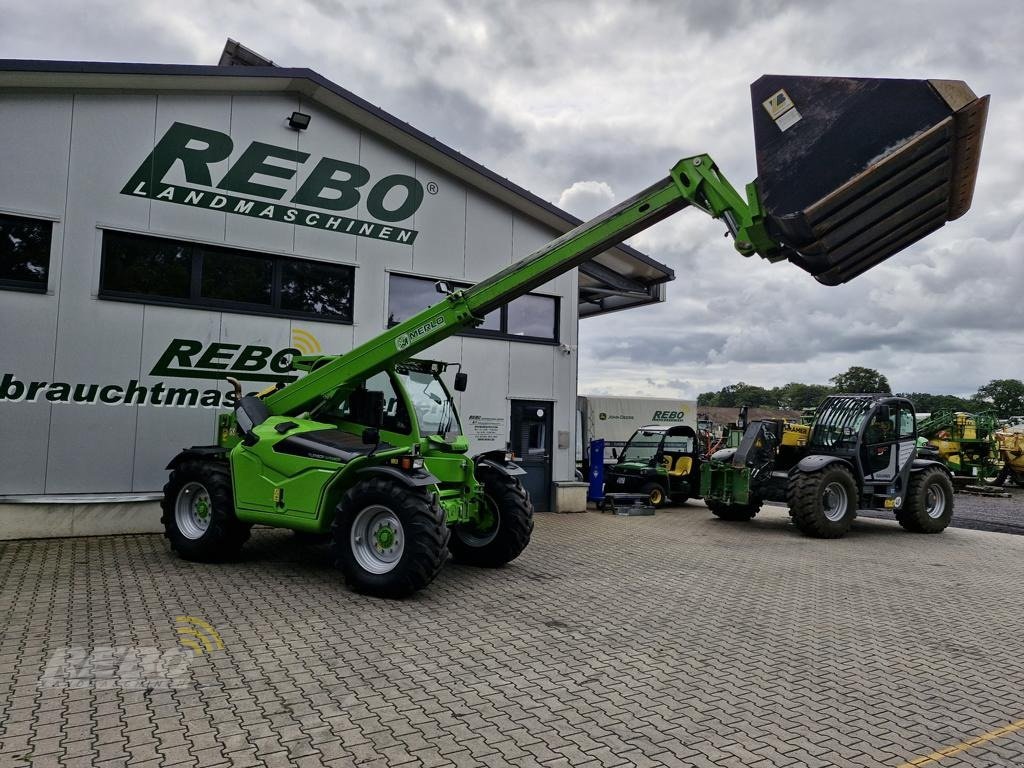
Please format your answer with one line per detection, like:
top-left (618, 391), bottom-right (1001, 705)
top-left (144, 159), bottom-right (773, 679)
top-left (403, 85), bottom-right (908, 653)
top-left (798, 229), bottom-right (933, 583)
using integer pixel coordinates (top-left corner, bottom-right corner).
top-left (448, 472), bottom-right (533, 567)
top-left (161, 459), bottom-right (251, 561)
top-left (641, 482), bottom-right (668, 508)
top-left (787, 464), bottom-right (858, 538)
top-left (333, 477), bottom-right (449, 598)
top-left (896, 467), bottom-right (954, 533)
top-left (705, 497), bottom-right (762, 521)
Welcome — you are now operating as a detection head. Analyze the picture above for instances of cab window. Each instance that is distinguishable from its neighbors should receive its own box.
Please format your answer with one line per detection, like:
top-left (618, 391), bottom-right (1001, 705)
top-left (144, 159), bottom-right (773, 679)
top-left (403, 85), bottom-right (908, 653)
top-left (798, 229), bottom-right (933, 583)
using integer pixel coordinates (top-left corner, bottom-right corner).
top-left (897, 407), bottom-right (915, 439)
top-left (336, 372), bottom-right (411, 433)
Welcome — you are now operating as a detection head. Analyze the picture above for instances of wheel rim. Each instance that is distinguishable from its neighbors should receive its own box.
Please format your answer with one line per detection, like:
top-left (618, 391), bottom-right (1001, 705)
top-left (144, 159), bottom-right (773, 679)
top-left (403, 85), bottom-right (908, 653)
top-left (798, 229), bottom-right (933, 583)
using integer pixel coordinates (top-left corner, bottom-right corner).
top-left (350, 505), bottom-right (404, 574)
top-left (650, 488), bottom-right (663, 505)
top-left (175, 482), bottom-right (212, 540)
top-left (925, 483), bottom-right (947, 519)
top-left (821, 481), bottom-right (849, 522)
top-left (456, 496), bottom-right (500, 547)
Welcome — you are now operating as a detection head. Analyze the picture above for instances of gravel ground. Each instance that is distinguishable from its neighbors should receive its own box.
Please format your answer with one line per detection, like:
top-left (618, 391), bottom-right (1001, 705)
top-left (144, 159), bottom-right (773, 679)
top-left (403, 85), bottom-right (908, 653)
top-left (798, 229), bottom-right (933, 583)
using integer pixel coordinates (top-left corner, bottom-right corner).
top-left (858, 482), bottom-right (1024, 534)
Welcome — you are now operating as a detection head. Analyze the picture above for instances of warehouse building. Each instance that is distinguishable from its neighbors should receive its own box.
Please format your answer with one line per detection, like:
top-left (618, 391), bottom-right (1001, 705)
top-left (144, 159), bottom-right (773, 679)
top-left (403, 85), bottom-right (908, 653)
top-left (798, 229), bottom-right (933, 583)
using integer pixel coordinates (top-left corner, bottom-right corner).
top-left (0, 43), bottom-right (673, 534)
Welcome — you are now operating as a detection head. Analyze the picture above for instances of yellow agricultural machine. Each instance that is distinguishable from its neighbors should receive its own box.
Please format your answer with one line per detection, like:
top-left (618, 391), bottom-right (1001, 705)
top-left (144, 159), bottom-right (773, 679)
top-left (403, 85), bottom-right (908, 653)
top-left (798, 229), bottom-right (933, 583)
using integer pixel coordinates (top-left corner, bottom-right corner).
top-left (995, 426), bottom-right (1024, 486)
top-left (916, 410), bottom-right (1001, 482)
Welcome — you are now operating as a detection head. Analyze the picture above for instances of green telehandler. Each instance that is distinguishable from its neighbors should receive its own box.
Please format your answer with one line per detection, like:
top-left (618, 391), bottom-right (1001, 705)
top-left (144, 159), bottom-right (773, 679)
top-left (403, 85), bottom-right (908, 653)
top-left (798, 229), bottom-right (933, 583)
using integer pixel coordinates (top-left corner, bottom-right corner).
top-left (161, 76), bottom-right (988, 596)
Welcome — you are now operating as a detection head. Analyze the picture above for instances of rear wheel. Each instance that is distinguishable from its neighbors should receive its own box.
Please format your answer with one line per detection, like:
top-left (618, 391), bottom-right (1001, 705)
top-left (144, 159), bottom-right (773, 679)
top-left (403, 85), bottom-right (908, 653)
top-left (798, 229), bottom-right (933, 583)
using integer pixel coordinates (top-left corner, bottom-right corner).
top-left (641, 482), bottom-right (668, 508)
top-left (897, 467), bottom-right (954, 533)
top-left (788, 464), bottom-right (858, 538)
top-left (449, 472), bottom-right (533, 567)
top-left (161, 459), bottom-right (251, 561)
top-left (705, 497), bottom-right (761, 521)
top-left (334, 478), bottom-right (448, 598)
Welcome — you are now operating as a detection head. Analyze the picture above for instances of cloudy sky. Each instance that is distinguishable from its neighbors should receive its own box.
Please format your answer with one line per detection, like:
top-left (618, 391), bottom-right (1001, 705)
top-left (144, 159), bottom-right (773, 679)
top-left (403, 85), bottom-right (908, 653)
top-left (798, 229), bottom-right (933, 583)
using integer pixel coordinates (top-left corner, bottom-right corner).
top-left (3, 0), bottom-right (1021, 398)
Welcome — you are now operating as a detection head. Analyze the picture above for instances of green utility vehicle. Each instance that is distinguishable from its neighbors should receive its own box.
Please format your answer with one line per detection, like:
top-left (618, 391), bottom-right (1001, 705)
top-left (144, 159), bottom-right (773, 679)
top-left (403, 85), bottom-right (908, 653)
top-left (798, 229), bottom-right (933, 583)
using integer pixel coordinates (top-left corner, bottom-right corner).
top-left (604, 425), bottom-right (701, 506)
top-left (161, 76), bottom-right (988, 596)
top-left (700, 395), bottom-right (956, 538)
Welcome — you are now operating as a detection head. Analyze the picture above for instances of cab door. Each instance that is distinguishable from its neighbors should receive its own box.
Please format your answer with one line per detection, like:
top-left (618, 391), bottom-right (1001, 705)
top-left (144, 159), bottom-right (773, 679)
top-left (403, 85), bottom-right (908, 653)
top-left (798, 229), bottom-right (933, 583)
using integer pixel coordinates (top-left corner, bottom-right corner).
top-left (860, 405), bottom-right (899, 481)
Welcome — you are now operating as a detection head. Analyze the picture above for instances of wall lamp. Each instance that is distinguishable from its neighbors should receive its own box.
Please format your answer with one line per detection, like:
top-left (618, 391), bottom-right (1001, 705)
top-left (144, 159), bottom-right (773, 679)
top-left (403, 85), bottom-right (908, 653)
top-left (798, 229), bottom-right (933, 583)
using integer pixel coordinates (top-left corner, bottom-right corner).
top-left (287, 111), bottom-right (311, 131)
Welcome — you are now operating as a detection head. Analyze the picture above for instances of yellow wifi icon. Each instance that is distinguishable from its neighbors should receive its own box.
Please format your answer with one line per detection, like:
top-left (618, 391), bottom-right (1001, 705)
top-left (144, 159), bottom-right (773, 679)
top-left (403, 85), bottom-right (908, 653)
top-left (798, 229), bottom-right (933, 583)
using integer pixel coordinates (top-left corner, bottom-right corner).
top-left (174, 615), bottom-right (224, 656)
top-left (291, 328), bottom-right (322, 355)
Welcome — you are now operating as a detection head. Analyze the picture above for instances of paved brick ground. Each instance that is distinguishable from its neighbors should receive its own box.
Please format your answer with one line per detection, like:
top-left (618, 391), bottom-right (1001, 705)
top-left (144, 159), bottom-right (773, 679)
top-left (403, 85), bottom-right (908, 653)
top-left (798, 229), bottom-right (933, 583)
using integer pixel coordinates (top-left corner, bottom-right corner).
top-left (2, 505), bottom-right (1024, 768)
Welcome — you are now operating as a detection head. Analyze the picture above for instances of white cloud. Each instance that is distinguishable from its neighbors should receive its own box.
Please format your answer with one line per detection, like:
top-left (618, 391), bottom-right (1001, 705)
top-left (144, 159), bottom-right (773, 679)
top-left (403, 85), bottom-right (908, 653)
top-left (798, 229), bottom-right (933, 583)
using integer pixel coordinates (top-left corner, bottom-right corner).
top-left (557, 180), bottom-right (615, 219)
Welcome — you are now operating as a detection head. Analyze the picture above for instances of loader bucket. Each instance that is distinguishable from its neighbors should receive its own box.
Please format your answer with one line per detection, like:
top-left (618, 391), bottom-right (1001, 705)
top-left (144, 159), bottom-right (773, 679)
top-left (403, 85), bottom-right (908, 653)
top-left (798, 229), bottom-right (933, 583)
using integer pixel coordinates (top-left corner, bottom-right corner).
top-left (751, 75), bottom-right (988, 285)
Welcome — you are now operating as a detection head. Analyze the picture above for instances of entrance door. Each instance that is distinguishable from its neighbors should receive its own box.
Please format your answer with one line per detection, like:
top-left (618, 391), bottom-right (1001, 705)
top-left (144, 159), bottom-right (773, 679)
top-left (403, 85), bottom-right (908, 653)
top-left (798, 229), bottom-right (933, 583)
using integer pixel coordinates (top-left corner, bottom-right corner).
top-left (510, 400), bottom-right (553, 512)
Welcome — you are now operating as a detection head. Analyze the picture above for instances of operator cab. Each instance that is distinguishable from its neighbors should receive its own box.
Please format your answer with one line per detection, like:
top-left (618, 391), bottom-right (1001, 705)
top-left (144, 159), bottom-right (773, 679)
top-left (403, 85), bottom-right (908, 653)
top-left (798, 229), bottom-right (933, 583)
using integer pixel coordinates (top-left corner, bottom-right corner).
top-left (306, 359), bottom-right (467, 451)
top-left (809, 394), bottom-right (918, 486)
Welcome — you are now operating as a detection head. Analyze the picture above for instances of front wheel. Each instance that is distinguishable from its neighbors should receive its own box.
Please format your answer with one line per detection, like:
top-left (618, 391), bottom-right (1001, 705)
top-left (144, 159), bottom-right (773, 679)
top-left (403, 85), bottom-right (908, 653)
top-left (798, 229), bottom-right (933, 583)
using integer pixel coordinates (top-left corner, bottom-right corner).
top-left (161, 459), bottom-right (251, 561)
top-left (788, 464), bottom-right (858, 538)
top-left (705, 497), bottom-right (761, 521)
top-left (448, 472), bottom-right (533, 567)
top-left (334, 478), bottom-right (449, 598)
top-left (897, 467), bottom-right (954, 533)
top-left (641, 482), bottom-right (668, 508)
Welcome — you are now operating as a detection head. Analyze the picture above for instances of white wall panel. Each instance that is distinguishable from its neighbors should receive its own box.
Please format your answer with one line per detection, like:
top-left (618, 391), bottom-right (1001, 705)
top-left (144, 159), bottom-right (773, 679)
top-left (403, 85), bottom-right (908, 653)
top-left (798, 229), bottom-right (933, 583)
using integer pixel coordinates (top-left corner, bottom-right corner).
top-left (464, 194), bottom-right (513, 281)
top-left (131, 305), bottom-right (224, 492)
top-left (0, 290), bottom-right (59, 494)
top-left (292, 103), bottom-right (362, 265)
top-left (0, 95), bottom-right (68, 494)
top-left (0, 93), bottom-right (72, 218)
top-left (224, 94), bottom-right (301, 254)
top-left (509, 343), bottom-right (555, 401)
top-left (412, 167), bottom-right (466, 278)
top-left (458, 337), bottom-right (510, 455)
top-left (149, 94), bottom-right (232, 244)
top-left (352, 134), bottom-right (415, 346)
top-left (46, 95), bottom-right (158, 493)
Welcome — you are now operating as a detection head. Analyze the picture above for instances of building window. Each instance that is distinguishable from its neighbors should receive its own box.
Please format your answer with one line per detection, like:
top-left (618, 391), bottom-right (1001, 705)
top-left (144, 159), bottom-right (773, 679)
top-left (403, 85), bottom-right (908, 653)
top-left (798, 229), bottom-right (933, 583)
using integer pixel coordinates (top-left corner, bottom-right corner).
top-left (100, 231), bottom-right (353, 323)
top-left (0, 213), bottom-right (53, 293)
top-left (387, 273), bottom-right (558, 343)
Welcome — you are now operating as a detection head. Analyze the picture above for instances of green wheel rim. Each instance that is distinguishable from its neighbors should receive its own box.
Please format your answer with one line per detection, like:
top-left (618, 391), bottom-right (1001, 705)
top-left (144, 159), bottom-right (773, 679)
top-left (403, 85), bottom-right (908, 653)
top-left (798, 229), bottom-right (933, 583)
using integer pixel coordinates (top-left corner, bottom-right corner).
top-left (455, 496), bottom-right (501, 548)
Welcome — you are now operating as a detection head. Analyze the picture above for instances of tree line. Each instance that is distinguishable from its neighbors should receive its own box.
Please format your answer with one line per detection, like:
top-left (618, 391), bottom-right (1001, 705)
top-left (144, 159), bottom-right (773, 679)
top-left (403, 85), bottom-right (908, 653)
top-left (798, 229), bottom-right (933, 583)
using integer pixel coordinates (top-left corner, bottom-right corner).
top-left (697, 366), bottom-right (1024, 418)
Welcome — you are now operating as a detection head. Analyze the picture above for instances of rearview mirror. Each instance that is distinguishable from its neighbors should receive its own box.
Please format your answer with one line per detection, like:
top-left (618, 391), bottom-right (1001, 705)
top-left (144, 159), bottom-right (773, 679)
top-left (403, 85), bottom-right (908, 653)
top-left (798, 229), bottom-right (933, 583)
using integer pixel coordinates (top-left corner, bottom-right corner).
top-left (454, 372), bottom-right (468, 392)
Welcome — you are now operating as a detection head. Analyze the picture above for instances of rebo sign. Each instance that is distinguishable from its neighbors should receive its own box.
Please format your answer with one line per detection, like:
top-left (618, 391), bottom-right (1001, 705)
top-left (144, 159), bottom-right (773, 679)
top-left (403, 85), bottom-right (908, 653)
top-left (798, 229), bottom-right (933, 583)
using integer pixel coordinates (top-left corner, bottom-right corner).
top-left (122, 122), bottom-right (425, 244)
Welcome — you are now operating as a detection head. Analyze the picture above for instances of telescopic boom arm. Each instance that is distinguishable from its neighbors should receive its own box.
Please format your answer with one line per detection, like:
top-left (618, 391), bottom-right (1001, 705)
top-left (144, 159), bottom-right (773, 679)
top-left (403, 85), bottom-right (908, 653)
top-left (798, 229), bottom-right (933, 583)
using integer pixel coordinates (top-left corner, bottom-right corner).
top-left (264, 155), bottom-right (774, 417)
top-left (263, 74), bottom-right (988, 418)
